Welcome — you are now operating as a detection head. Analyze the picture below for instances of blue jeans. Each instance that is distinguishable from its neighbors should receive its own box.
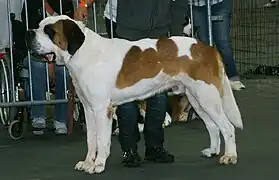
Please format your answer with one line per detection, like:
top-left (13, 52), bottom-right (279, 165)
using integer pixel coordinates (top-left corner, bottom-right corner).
top-left (24, 57), bottom-right (68, 123)
top-left (192, 0), bottom-right (238, 78)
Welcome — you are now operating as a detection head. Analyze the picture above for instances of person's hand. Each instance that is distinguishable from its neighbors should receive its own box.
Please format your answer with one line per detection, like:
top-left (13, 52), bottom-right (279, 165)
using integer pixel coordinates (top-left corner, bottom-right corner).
top-left (74, 6), bottom-right (88, 21)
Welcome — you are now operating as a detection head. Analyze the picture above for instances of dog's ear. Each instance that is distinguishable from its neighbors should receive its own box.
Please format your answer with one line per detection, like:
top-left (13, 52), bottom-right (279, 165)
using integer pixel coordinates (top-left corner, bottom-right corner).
top-left (62, 19), bottom-right (85, 55)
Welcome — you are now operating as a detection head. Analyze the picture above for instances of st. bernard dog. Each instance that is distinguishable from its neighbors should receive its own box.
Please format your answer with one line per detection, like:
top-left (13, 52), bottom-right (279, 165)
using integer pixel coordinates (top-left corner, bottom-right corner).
top-left (26, 15), bottom-right (243, 174)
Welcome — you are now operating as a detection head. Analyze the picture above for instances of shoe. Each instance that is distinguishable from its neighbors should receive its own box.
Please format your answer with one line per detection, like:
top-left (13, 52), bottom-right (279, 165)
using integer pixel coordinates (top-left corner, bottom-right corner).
top-left (32, 118), bottom-right (46, 135)
top-left (264, 1), bottom-right (277, 7)
top-left (112, 119), bottom-right (118, 134)
top-left (112, 127), bottom-right (119, 136)
top-left (138, 123), bottom-right (144, 133)
top-left (54, 120), bottom-right (68, 135)
top-left (163, 112), bottom-right (172, 127)
top-left (145, 147), bottom-right (174, 163)
top-left (230, 80), bottom-right (246, 91)
top-left (122, 149), bottom-right (142, 167)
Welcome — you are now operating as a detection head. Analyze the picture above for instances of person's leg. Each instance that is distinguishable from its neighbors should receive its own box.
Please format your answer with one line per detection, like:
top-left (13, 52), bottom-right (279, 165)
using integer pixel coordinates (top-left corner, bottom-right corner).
top-left (54, 65), bottom-right (68, 134)
top-left (144, 92), bottom-right (174, 163)
top-left (211, 1), bottom-right (245, 90)
top-left (29, 56), bottom-right (47, 135)
top-left (169, 0), bottom-right (189, 36)
top-left (192, 6), bottom-right (210, 45)
top-left (116, 101), bottom-right (141, 167)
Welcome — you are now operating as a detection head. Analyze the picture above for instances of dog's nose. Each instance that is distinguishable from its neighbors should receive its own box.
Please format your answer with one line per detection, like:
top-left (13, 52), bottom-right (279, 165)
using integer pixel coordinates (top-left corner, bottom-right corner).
top-left (25, 30), bottom-right (35, 49)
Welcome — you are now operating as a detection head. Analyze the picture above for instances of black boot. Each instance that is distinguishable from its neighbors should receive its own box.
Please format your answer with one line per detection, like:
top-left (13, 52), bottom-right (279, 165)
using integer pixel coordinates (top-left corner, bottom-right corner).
top-left (145, 147), bottom-right (174, 163)
top-left (122, 149), bottom-right (142, 167)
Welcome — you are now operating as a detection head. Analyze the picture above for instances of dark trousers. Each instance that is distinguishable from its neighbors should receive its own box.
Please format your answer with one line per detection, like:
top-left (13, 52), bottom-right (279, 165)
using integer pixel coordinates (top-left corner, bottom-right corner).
top-left (170, 0), bottom-right (189, 36)
top-left (116, 93), bottom-right (167, 151)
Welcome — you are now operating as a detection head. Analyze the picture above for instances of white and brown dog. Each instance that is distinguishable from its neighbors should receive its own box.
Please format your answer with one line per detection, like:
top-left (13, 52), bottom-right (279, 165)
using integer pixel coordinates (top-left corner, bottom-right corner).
top-left (26, 15), bottom-right (243, 174)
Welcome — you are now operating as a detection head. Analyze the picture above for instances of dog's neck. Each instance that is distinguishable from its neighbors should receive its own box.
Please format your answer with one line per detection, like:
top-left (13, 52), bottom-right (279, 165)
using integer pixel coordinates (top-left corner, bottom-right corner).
top-left (65, 27), bottom-right (110, 76)
top-left (67, 28), bottom-right (103, 61)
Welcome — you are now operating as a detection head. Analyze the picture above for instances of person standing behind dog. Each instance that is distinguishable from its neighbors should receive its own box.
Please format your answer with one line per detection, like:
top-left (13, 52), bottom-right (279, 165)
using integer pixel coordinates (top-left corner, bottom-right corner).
top-left (191, 0), bottom-right (245, 90)
top-left (75, 0), bottom-right (188, 167)
top-left (75, 0), bottom-right (117, 38)
top-left (21, 0), bottom-right (74, 135)
top-left (103, 0), bottom-right (117, 38)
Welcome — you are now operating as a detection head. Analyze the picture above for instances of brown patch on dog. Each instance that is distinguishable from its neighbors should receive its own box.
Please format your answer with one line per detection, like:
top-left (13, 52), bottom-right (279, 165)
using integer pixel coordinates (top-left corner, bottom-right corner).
top-left (115, 38), bottom-right (224, 94)
top-left (43, 19), bottom-right (85, 55)
top-left (168, 95), bottom-right (189, 122)
top-left (187, 43), bottom-right (224, 96)
top-left (137, 100), bottom-right (147, 111)
top-left (44, 20), bottom-right (68, 50)
top-left (107, 104), bottom-right (115, 120)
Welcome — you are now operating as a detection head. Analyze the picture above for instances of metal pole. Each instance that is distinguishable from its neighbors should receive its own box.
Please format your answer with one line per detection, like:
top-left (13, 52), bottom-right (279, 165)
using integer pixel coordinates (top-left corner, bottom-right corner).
top-left (109, 0), bottom-right (113, 38)
top-left (6, 0), bottom-right (15, 102)
top-left (59, 0), bottom-right (68, 99)
top-left (42, 0), bottom-right (51, 101)
top-left (24, 0), bottom-right (34, 101)
top-left (0, 99), bottom-right (80, 108)
top-left (93, 3), bottom-right (97, 33)
top-left (206, 0), bottom-right (213, 46)
top-left (189, 0), bottom-right (194, 37)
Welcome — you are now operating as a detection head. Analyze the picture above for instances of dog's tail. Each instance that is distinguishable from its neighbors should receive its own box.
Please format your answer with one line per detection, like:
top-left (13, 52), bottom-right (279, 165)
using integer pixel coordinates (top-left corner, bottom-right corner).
top-left (221, 73), bottom-right (243, 129)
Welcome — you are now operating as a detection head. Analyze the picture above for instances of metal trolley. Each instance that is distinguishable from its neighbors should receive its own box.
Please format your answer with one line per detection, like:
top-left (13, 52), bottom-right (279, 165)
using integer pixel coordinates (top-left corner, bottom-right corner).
top-left (0, 0), bottom-right (86, 139)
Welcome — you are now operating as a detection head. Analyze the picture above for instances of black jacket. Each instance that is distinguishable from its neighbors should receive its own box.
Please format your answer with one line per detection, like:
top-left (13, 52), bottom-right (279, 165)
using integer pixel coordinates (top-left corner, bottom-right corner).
top-left (116, 0), bottom-right (188, 40)
top-left (21, 0), bottom-right (74, 29)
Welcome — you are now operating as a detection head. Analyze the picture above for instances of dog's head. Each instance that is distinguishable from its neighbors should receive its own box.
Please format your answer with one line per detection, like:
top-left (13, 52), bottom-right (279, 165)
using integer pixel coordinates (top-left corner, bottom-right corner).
top-left (25, 15), bottom-right (85, 65)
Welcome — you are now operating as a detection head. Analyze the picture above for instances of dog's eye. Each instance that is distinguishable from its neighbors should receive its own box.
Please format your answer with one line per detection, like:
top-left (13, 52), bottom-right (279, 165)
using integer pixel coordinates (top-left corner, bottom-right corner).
top-left (44, 25), bottom-right (55, 39)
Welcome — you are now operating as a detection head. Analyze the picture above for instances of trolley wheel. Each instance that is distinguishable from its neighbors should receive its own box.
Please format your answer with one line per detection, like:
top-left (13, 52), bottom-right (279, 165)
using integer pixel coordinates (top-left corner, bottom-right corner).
top-left (8, 120), bottom-right (25, 140)
top-left (0, 57), bottom-right (10, 126)
top-left (0, 55), bottom-right (17, 126)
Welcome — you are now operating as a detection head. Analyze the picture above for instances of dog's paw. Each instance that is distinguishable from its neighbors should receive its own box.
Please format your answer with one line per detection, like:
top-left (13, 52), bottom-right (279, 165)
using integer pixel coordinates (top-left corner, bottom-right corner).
top-left (94, 164), bottom-right (105, 173)
top-left (94, 158), bottom-right (106, 174)
top-left (74, 160), bottom-right (95, 174)
top-left (179, 111), bottom-right (188, 122)
top-left (201, 148), bottom-right (219, 158)
top-left (219, 154), bottom-right (237, 165)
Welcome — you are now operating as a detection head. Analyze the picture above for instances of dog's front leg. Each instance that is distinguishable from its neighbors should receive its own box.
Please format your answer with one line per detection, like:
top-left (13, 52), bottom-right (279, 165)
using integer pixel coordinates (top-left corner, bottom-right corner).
top-left (75, 106), bottom-right (97, 174)
top-left (94, 102), bottom-right (113, 173)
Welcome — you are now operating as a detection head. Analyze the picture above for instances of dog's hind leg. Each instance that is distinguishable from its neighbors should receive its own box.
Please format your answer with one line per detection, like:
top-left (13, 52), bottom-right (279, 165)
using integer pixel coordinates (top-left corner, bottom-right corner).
top-left (75, 106), bottom-right (97, 174)
top-left (185, 81), bottom-right (237, 165)
top-left (185, 92), bottom-right (221, 157)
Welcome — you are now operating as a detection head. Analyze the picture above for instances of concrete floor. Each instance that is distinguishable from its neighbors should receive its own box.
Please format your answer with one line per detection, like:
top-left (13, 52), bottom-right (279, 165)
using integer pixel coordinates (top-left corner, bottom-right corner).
top-left (0, 79), bottom-right (278, 180)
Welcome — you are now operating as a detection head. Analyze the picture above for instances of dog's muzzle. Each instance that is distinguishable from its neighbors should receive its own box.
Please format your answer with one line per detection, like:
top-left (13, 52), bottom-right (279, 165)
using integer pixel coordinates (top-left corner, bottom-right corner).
top-left (25, 30), bottom-right (56, 63)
